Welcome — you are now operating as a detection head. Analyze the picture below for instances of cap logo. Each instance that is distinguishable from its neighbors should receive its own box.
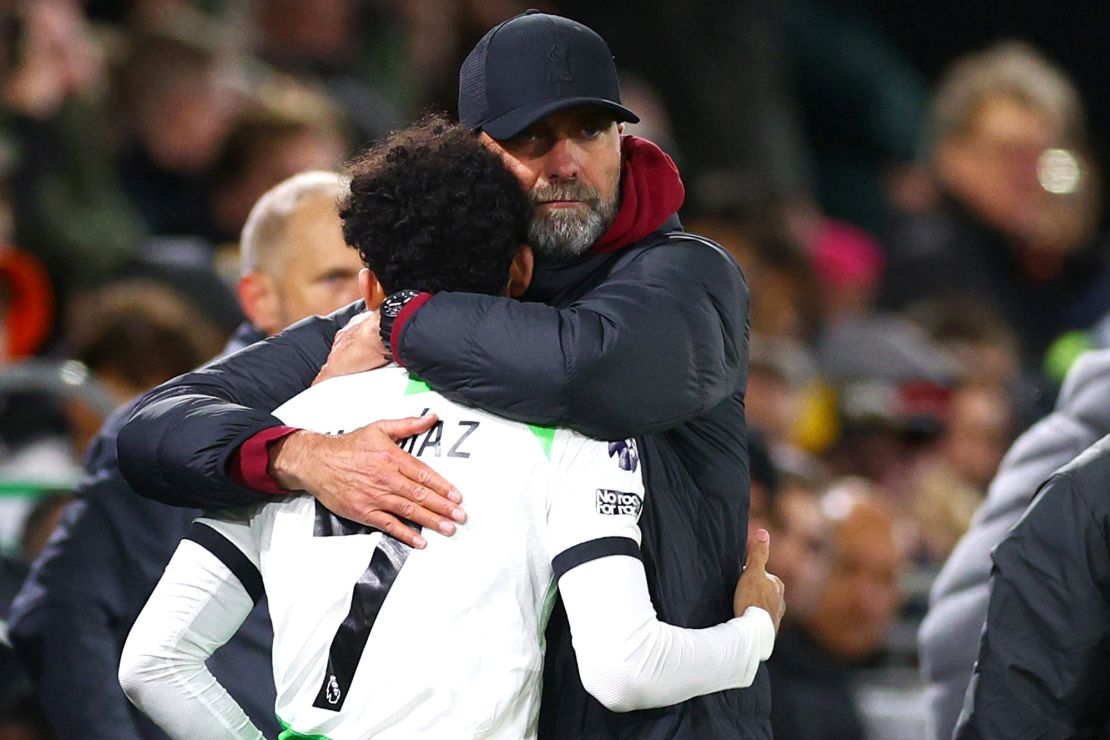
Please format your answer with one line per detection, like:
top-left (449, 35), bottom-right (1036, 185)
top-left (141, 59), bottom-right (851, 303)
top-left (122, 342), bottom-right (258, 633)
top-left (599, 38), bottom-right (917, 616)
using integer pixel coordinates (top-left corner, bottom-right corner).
top-left (547, 42), bottom-right (573, 87)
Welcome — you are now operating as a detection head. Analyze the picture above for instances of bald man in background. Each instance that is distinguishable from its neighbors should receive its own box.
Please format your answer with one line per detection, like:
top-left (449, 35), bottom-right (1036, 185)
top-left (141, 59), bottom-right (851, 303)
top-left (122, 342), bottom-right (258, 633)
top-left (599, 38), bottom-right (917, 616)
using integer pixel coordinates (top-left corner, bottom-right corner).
top-left (768, 483), bottom-right (903, 740)
top-left (236, 171), bottom-right (362, 336)
top-left (8, 171), bottom-right (363, 740)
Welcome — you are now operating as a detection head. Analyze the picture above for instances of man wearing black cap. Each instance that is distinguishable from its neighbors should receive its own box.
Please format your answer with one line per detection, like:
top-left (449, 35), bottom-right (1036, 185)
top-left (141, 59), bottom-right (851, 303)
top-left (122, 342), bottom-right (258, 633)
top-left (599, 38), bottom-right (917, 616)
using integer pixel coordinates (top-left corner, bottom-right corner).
top-left (118, 11), bottom-right (765, 739)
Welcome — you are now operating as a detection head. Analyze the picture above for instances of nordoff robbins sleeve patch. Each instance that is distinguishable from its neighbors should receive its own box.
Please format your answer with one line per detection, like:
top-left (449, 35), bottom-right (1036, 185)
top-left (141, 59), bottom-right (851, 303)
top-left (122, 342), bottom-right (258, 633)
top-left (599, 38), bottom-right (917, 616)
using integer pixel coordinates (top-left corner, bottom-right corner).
top-left (596, 489), bottom-right (643, 517)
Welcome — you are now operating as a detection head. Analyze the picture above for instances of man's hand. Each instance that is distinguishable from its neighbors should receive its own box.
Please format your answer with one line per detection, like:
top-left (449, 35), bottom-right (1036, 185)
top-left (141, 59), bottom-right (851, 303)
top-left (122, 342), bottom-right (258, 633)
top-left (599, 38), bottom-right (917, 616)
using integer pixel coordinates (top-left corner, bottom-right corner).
top-left (314, 310), bottom-right (388, 386)
top-left (268, 415), bottom-right (465, 549)
top-left (734, 528), bottom-right (786, 632)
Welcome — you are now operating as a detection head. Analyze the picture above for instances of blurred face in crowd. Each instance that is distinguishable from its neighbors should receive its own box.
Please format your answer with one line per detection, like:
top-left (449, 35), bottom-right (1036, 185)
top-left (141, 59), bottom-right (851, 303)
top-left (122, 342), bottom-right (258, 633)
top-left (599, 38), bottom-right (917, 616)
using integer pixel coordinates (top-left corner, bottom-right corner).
top-left (481, 107), bottom-right (623, 261)
top-left (746, 365), bottom-right (802, 449)
top-left (936, 94), bottom-right (1056, 242)
top-left (214, 126), bottom-right (348, 240)
top-left (767, 485), bottom-right (829, 621)
top-left (138, 66), bottom-right (240, 174)
top-left (246, 194), bottom-right (362, 335)
top-left (803, 491), bottom-right (902, 660)
top-left (939, 384), bottom-right (1013, 490)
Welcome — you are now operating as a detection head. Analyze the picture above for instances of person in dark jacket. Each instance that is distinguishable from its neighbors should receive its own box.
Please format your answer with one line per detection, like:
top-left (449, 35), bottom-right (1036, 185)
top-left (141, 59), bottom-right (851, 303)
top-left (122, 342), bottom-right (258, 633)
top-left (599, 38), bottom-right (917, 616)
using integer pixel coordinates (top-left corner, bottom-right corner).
top-left (8, 171), bottom-right (364, 740)
top-left (918, 348), bottom-right (1110, 740)
top-left (118, 12), bottom-right (761, 739)
top-left (954, 434), bottom-right (1110, 738)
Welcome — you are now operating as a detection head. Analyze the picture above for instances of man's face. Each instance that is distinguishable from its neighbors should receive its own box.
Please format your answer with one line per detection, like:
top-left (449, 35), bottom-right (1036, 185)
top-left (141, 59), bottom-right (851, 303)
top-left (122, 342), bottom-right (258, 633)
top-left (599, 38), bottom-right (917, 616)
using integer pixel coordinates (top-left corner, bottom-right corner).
top-left (482, 107), bottom-right (623, 261)
top-left (803, 500), bottom-right (902, 660)
top-left (937, 95), bottom-right (1056, 241)
top-left (273, 194), bottom-right (363, 331)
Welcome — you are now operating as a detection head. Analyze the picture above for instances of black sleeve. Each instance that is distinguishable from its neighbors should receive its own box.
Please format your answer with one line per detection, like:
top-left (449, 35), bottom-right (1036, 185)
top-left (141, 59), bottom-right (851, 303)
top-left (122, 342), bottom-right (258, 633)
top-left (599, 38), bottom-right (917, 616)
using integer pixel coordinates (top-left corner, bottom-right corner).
top-left (955, 473), bottom-right (1110, 739)
top-left (118, 303), bottom-right (362, 509)
top-left (397, 239), bottom-right (749, 440)
top-left (8, 498), bottom-right (146, 740)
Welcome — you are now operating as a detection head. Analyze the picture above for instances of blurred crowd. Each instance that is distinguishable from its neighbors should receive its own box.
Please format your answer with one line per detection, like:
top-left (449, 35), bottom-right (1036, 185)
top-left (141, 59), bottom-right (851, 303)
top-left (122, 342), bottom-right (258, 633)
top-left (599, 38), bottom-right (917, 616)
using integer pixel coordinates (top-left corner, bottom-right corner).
top-left (1, 0), bottom-right (1109, 738)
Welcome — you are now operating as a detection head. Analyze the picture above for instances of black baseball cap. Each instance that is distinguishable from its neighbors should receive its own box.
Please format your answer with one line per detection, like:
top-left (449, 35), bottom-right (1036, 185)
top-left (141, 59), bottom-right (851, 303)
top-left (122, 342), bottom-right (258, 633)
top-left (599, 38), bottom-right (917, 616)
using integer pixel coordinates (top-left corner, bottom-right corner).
top-left (458, 10), bottom-right (639, 140)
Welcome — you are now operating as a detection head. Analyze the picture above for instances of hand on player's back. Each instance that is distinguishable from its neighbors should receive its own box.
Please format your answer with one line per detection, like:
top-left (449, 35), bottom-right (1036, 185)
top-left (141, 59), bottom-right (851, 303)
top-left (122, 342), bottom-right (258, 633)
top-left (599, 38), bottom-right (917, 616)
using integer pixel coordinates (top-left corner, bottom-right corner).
top-left (268, 416), bottom-right (466, 548)
top-left (314, 310), bottom-right (388, 386)
top-left (734, 529), bottom-right (786, 632)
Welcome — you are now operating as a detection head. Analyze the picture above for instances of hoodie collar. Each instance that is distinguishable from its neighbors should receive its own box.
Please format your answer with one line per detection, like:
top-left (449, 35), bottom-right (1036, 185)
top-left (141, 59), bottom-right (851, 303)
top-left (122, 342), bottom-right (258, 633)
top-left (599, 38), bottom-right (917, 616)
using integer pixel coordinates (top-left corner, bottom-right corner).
top-left (591, 135), bottom-right (685, 254)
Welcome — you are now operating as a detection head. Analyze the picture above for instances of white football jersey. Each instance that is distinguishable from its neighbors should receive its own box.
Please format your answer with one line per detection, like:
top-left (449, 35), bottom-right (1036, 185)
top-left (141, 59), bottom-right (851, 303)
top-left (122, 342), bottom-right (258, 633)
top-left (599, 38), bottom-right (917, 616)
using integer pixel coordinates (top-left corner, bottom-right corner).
top-left (194, 366), bottom-right (645, 739)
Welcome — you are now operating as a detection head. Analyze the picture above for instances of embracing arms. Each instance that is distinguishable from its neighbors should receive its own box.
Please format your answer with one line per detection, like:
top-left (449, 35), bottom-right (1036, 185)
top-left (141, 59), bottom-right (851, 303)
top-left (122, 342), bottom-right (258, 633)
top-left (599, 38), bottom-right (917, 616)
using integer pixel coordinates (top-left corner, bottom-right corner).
top-left (118, 239), bottom-right (747, 534)
top-left (394, 238), bottom-right (749, 439)
top-left (558, 530), bottom-right (782, 711)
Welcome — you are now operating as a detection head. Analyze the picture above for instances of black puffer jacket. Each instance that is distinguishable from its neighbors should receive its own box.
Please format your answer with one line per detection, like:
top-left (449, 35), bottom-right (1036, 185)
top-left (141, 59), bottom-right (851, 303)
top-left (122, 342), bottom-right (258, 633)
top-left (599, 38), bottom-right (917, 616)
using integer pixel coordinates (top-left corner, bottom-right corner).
top-left (118, 219), bottom-right (765, 738)
top-left (955, 434), bottom-right (1110, 739)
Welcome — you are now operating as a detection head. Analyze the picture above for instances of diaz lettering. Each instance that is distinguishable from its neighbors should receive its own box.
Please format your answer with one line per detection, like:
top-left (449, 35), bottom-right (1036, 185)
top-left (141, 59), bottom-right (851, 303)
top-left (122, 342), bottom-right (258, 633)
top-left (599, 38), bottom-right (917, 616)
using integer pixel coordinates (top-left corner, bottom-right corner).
top-left (397, 409), bottom-right (480, 459)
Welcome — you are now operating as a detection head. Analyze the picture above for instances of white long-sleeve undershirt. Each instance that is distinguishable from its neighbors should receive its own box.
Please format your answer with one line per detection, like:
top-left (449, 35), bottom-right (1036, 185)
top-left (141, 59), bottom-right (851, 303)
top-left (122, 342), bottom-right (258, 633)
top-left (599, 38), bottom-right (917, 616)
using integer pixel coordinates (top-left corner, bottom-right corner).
top-left (122, 540), bottom-right (774, 736)
top-left (119, 541), bottom-right (264, 739)
top-left (558, 554), bottom-right (774, 712)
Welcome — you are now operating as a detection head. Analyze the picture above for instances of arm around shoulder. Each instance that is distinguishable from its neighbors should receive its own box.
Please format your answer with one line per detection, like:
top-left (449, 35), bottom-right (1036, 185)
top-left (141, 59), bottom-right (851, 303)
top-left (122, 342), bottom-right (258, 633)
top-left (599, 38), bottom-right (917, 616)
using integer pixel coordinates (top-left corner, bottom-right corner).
top-left (400, 240), bottom-right (749, 438)
top-left (118, 305), bottom-right (360, 510)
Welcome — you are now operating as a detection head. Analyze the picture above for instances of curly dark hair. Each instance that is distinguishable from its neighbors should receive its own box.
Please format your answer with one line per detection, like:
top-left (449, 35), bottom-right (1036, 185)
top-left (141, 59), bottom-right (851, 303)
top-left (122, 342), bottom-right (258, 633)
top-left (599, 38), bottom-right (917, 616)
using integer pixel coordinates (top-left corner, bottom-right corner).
top-left (340, 116), bottom-right (532, 296)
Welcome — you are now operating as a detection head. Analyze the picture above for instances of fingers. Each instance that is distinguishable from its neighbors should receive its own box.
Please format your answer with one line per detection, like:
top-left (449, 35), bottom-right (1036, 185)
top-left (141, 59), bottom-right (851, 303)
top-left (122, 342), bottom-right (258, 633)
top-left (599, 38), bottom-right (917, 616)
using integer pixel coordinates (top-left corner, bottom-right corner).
top-left (374, 493), bottom-right (460, 538)
top-left (371, 416), bottom-right (463, 504)
top-left (745, 528), bottom-right (770, 572)
top-left (375, 466), bottom-right (464, 527)
top-left (374, 415), bottom-right (439, 440)
top-left (365, 511), bottom-right (428, 549)
top-left (397, 455), bottom-right (464, 510)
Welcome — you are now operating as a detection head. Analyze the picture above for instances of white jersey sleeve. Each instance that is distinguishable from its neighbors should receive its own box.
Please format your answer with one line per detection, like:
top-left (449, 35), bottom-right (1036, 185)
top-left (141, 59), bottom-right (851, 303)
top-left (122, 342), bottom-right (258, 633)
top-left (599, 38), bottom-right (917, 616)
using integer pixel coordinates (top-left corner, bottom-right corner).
top-left (544, 434), bottom-right (646, 574)
top-left (546, 433), bottom-right (775, 712)
top-left (120, 512), bottom-right (265, 739)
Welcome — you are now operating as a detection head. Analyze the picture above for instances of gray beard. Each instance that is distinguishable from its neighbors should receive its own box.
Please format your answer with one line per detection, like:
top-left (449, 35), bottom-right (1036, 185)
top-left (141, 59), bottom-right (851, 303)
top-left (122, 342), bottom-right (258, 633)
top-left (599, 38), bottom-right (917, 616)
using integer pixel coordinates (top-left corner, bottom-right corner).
top-left (528, 184), bottom-right (620, 262)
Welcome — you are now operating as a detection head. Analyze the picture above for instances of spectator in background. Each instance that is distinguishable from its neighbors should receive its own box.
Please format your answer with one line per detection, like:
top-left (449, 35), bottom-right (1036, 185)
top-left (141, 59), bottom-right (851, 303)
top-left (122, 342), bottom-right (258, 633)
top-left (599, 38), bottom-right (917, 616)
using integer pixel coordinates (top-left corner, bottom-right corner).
top-left (880, 300), bottom-right (1023, 561)
top-left (692, 215), bottom-right (821, 342)
top-left (745, 336), bottom-right (815, 458)
top-left (0, 246), bottom-right (81, 554)
top-left (953, 431), bottom-right (1110, 738)
top-left (233, 171), bottom-right (362, 336)
top-left (67, 281), bottom-right (221, 408)
top-left (208, 79), bottom-right (349, 246)
top-left (1, 280), bottom-right (215, 740)
top-left (809, 220), bottom-right (886, 326)
top-left (0, 491), bottom-right (73, 740)
top-left (252, 0), bottom-right (403, 141)
top-left (933, 383), bottom-right (1014, 493)
top-left (8, 171), bottom-right (362, 740)
top-left (776, 0), bottom-right (930, 237)
top-left (62, 280), bottom-right (222, 452)
top-left (769, 480), bottom-right (903, 740)
top-left (919, 346), bottom-right (1110, 740)
top-left (908, 298), bottom-right (1022, 394)
top-left (114, 27), bottom-right (242, 241)
top-left (882, 42), bottom-right (1104, 358)
top-left (2, 0), bottom-right (144, 301)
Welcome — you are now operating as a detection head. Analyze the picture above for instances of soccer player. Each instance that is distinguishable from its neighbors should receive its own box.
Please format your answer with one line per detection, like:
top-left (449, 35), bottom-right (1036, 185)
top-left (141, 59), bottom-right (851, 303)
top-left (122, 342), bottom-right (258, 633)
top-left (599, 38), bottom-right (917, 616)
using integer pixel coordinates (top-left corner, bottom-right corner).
top-left (119, 119), bottom-right (784, 738)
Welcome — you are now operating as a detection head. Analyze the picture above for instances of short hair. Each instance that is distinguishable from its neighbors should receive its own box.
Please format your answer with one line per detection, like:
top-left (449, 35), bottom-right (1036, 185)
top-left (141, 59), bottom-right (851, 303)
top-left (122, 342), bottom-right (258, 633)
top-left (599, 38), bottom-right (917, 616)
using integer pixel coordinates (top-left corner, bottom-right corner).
top-left (68, 280), bottom-right (221, 391)
top-left (239, 170), bottom-right (349, 276)
top-left (340, 115), bottom-right (532, 296)
top-left (931, 41), bottom-right (1083, 146)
